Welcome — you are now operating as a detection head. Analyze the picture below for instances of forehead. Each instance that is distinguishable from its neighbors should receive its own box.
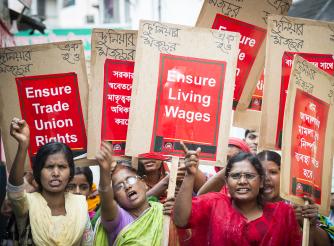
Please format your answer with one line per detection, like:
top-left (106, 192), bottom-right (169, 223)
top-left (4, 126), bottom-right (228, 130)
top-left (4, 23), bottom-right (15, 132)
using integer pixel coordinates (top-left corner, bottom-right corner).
top-left (261, 160), bottom-right (279, 170)
top-left (70, 174), bottom-right (88, 184)
top-left (230, 160), bottom-right (258, 173)
top-left (45, 152), bottom-right (68, 165)
top-left (112, 168), bottom-right (136, 183)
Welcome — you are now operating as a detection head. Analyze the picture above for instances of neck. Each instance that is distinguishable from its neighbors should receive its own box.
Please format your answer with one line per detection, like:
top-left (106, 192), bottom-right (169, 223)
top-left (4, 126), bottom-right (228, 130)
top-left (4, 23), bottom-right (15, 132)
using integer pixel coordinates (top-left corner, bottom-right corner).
top-left (270, 196), bottom-right (283, 203)
top-left (232, 199), bottom-right (261, 219)
top-left (128, 200), bottom-right (150, 218)
top-left (145, 171), bottom-right (161, 185)
top-left (41, 190), bottom-right (66, 216)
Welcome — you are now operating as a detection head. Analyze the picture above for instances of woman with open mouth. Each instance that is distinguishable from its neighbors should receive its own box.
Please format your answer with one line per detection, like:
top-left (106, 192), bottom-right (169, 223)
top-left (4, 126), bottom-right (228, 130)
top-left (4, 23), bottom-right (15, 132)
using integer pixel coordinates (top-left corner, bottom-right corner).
top-left (174, 144), bottom-right (302, 246)
top-left (7, 117), bottom-right (93, 245)
top-left (94, 142), bottom-right (174, 246)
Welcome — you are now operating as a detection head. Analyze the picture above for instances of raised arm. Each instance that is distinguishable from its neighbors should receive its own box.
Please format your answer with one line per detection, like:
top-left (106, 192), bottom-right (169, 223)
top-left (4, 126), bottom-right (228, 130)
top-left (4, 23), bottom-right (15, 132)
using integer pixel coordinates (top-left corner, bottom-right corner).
top-left (8, 118), bottom-right (30, 186)
top-left (146, 175), bottom-right (169, 199)
top-left (96, 141), bottom-right (118, 221)
top-left (197, 168), bottom-right (226, 195)
top-left (173, 141), bottom-right (200, 227)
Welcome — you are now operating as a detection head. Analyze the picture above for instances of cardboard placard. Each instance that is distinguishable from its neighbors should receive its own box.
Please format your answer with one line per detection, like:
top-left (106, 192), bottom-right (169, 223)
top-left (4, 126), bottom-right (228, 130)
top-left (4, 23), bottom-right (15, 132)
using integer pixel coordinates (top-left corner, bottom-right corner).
top-left (233, 71), bottom-right (264, 130)
top-left (87, 29), bottom-right (137, 159)
top-left (196, 0), bottom-right (292, 113)
top-left (0, 41), bottom-right (90, 167)
top-left (281, 55), bottom-right (334, 215)
top-left (275, 52), bottom-right (334, 148)
top-left (126, 20), bottom-right (240, 166)
top-left (260, 15), bottom-right (334, 150)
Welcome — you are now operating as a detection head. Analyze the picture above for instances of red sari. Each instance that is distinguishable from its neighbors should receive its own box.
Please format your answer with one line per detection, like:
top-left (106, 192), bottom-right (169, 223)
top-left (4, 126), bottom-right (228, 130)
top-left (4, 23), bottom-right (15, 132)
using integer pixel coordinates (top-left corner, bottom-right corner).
top-left (183, 192), bottom-right (301, 246)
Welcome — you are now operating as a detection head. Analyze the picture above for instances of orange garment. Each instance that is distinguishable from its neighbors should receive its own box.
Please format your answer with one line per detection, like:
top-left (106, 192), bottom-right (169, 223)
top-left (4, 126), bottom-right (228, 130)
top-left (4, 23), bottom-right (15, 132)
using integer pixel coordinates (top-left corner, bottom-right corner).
top-left (87, 183), bottom-right (100, 212)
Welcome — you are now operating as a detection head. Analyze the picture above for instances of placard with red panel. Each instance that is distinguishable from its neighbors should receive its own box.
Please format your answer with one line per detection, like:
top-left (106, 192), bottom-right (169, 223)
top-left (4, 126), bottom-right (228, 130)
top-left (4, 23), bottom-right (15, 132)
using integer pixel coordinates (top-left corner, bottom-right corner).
top-left (249, 71), bottom-right (264, 111)
top-left (276, 52), bottom-right (334, 148)
top-left (290, 89), bottom-right (329, 205)
top-left (151, 54), bottom-right (226, 161)
top-left (16, 72), bottom-right (87, 160)
top-left (101, 59), bottom-right (134, 155)
top-left (211, 14), bottom-right (266, 108)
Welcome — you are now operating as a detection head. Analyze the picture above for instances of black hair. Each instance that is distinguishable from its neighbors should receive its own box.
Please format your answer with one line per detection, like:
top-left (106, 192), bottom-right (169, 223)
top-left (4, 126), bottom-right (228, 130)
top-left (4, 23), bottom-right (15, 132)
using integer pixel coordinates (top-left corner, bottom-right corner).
top-left (224, 152), bottom-right (265, 206)
top-left (74, 167), bottom-right (93, 188)
top-left (244, 129), bottom-right (256, 139)
top-left (33, 142), bottom-right (74, 191)
top-left (257, 150), bottom-right (281, 168)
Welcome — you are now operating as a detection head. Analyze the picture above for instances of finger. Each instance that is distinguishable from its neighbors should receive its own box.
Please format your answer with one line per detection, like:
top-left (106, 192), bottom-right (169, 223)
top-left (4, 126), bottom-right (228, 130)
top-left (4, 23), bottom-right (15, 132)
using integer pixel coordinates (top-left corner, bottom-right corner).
top-left (180, 141), bottom-right (189, 154)
top-left (17, 119), bottom-right (27, 126)
top-left (196, 147), bottom-right (201, 155)
top-left (303, 195), bottom-right (315, 204)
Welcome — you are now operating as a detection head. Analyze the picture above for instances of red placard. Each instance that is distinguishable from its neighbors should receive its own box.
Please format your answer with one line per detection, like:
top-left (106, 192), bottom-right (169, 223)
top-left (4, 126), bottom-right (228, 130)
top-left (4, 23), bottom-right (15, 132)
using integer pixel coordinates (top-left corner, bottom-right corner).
top-left (211, 14), bottom-right (266, 108)
top-left (101, 59), bottom-right (134, 155)
top-left (151, 54), bottom-right (226, 160)
top-left (290, 89), bottom-right (329, 205)
top-left (276, 52), bottom-right (334, 148)
top-left (249, 71), bottom-right (264, 111)
top-left (16, 72), bottom-right (87, 159)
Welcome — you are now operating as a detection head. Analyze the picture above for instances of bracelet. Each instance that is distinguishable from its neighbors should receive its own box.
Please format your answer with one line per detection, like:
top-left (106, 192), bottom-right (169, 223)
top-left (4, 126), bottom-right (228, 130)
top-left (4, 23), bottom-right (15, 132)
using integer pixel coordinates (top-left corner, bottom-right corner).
top-left (98, 184), bottom-right (111, 193)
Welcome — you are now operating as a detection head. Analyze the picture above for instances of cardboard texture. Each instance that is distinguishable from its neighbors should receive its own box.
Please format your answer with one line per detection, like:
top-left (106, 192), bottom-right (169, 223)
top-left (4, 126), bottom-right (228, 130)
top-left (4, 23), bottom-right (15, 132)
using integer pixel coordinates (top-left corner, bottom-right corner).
top-left (280, 55), bottom-right (334, 215)
top-left (126, 20), bottom-right (240, 166)
top-left (0, 41), bottom-right (90, 168)
top-left (196, 0), bottom-right (292, 128)
top-left (88, 29), bottom-right (137, 159)
top-left (260, 15), bottom-right (334, 150)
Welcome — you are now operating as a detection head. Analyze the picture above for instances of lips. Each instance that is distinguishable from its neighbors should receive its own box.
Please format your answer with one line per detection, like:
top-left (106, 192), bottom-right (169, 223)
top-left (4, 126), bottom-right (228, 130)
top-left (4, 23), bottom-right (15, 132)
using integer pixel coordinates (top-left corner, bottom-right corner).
top-left (49, 179), bottom-right (61, 187)
top-left (236, 188), bottom-right (250, 194)
top-left (264, 186), bottom-right (273, 194)
top-left (127, 190), bottom-right (138, 200)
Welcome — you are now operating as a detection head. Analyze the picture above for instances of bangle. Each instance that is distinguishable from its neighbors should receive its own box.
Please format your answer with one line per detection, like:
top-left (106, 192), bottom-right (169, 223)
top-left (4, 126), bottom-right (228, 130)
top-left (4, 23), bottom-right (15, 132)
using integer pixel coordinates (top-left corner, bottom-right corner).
top-left (98, 184), bottom-right (111, 193)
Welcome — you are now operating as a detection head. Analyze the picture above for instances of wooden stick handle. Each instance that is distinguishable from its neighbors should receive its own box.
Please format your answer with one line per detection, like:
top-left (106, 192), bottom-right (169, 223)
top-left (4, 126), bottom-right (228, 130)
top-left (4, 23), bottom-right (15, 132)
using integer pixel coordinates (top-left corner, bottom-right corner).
top-left (302, 200), bottom-right (310, 246)
top-left (162, 156), bottom-right (179, 246)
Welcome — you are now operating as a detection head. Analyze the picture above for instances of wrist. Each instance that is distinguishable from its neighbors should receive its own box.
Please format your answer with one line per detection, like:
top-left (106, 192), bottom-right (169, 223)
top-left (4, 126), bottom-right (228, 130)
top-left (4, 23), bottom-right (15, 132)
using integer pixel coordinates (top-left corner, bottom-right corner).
top-left (98, 184), bottom-right (111, 193)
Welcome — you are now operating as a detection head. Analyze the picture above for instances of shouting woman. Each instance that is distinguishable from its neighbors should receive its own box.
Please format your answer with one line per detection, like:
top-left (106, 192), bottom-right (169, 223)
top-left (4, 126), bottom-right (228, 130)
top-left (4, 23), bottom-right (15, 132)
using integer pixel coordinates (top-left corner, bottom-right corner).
top-left (7, 118), bottom-right (93, 245)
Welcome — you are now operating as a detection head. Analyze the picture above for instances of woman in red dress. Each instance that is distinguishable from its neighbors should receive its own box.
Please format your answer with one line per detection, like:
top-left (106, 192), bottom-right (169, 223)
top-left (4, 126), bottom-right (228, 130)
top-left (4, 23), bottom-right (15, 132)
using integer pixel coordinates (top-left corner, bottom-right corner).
top-left (174, 143), bottom-right (302, 246)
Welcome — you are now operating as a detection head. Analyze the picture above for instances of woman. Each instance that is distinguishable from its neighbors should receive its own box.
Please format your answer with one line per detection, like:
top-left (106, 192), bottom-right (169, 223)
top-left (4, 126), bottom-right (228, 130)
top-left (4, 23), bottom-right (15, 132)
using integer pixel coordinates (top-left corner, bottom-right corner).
top-left (197, 137), bottom-right (250, 195)
top-left (66, 167), bottom-right (101, 228)
top-left (95, 142), bottom-right (174, 246)
top-left (174, 143), bottom-right (302, 246)
top-left (257, 150), bottom-right (332, 246)
top-left (7, 118), bottom-right (93, 245)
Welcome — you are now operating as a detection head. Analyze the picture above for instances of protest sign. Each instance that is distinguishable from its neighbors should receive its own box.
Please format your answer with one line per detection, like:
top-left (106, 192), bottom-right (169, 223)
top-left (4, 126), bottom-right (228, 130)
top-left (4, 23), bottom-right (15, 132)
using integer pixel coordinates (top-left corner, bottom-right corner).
top-left (260, 15), bottom-right (334, 150)
top-left (87, 29), bottom-right (137, 159)
top-left (275, 52), bottom-right (334, 148)
top-left (196, 0), bottom-right (292, 113)
top-left (126, 20), bottom-right (240, 166)
top-left (0, 41), bottom-right (89, 167)
top-left (281, 55), bottom-right (334, 215)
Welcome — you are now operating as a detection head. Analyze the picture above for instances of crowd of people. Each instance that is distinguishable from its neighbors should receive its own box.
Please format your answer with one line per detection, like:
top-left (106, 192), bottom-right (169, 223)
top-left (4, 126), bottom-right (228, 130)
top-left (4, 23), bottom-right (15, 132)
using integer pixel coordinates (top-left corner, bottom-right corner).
top-left (0, 117), bottom-right (334, 245)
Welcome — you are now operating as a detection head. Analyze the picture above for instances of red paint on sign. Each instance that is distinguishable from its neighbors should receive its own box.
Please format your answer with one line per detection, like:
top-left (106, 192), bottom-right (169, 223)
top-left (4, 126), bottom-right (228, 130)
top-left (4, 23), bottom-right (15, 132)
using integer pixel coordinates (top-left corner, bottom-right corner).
top-left (16, 72), bottom-right (87, 159)
top-left (101, 59), bottom-right (134, 155)
top-left (151, 54), bottom-right (227, 161)
top-left (290, 89), bottom-right (329, 205)
top-left (249, 71), bottom-right (264, 111)
top-left (276, 52), bottom-right (334, 148)
top-left (212, 14), bottom-right (266, 108)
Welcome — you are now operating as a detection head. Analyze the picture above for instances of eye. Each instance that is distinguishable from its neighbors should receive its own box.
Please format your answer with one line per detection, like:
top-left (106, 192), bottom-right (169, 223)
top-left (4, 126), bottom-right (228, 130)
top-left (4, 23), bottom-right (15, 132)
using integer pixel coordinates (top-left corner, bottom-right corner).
top-left (80, 184), bottom-right (90, 190)
top-left (114, 182), bottom-right (125, 191)
top-left (245, 173), bottom-right (257, 180)
top-left (127, 176), bottom-right (138, 185)
top-left (229, 173), bottom-right (241, 180)
top-left (67, 184), bottom-right (75, 190)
